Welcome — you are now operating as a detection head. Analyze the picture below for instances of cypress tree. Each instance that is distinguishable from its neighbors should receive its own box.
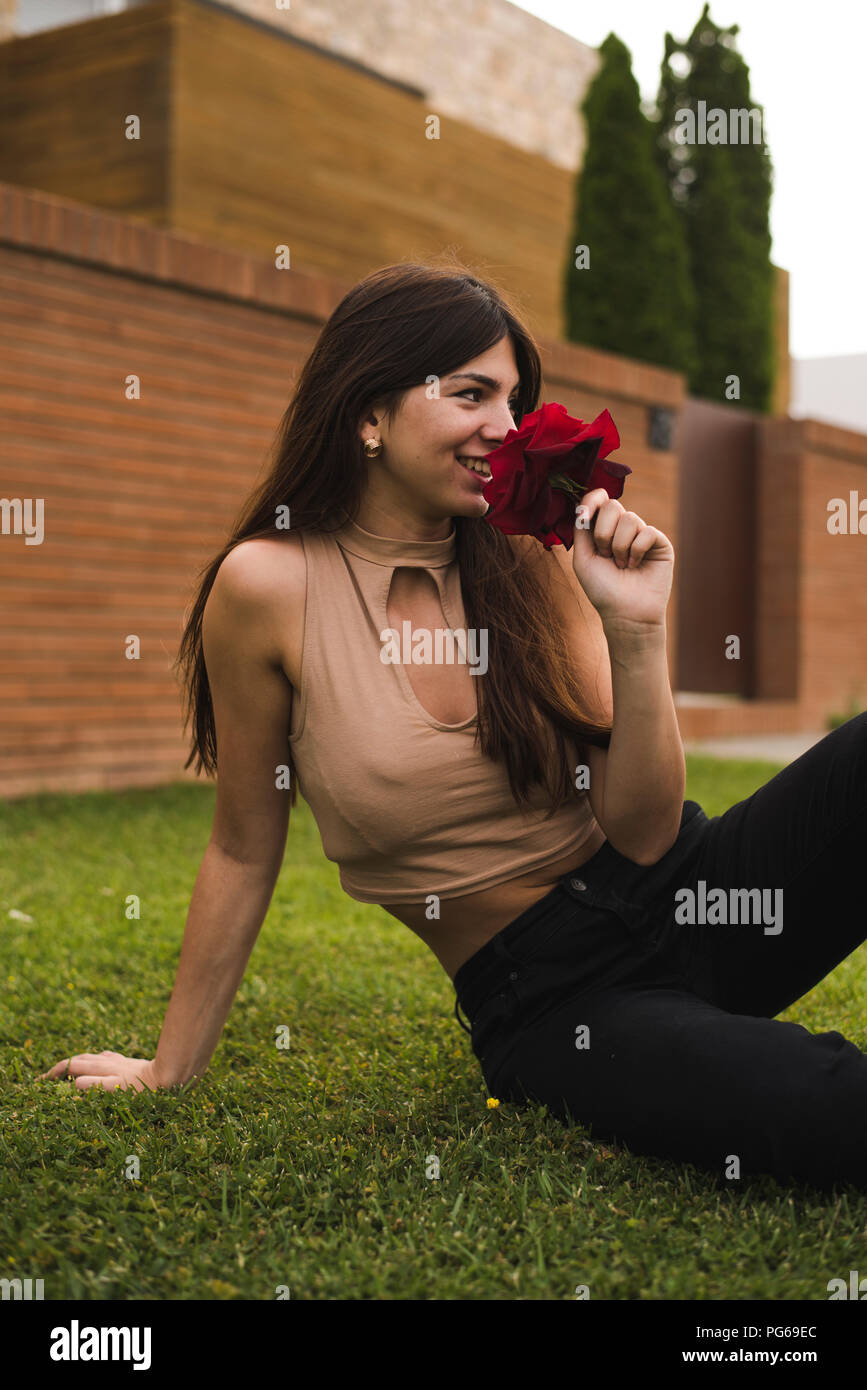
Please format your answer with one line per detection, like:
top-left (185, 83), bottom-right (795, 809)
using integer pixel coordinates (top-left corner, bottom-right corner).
top-left (652, 4), bottom-right (775, 409)
top-left (562, 32), bottom-right (695, 375)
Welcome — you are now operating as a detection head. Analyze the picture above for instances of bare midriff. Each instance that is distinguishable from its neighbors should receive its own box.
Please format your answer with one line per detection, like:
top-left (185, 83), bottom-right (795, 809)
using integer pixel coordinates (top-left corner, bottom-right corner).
top-left (369, 567), bottom-right (610, 979)
top-left (381, 821), bottom-right (608, 982)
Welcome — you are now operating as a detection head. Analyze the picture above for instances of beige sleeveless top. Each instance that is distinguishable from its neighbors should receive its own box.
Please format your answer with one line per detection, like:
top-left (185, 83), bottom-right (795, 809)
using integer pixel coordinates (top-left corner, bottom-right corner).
top-left (287, 516), bottom-right (599, 904)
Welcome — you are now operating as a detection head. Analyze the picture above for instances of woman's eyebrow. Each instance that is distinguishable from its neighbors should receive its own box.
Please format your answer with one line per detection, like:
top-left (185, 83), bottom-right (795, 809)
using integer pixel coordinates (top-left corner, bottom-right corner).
top-left (446, 372), bottom-right (521, 393)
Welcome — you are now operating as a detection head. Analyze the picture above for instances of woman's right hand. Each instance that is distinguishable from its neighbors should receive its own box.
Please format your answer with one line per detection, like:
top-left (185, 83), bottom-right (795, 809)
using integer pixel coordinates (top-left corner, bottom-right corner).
top-left (38, 1051), bottom-right (167, 1093)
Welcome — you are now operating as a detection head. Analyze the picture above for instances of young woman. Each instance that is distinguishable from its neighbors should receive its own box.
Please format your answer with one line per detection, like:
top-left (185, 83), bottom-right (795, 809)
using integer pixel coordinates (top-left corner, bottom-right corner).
top-left (43, 263), bottom-right (867, 1192)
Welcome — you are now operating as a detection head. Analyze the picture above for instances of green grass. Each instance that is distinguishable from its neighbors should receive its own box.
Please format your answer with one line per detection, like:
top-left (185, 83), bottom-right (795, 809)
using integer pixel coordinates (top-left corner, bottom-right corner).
top-left (1, 756), bottom-right (866, 1301)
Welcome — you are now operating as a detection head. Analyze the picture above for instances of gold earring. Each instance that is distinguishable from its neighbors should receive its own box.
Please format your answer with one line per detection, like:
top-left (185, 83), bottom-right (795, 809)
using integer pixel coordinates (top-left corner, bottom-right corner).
top-left (363, 437), bottom-right (382, 458)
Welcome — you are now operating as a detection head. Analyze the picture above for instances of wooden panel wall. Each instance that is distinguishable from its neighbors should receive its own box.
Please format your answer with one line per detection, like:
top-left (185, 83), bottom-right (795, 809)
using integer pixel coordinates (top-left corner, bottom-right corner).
top-left (0, 0), bottom-right (575, 342)
top-left (0, 0), bottom-right (792, 370)
top-left (0, 0), bottom-right (171, 222)
top-left (676, 398), bottom-right (760, 697)
top-left (772, 266), bottom-right (791, 417)
top-left (168, 0), bottom-right (574, 340)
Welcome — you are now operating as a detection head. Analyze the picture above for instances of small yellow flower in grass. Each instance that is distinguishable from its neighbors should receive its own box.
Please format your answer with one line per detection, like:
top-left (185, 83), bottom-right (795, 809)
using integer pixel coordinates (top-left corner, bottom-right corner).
top-left (486, 1097), bottom-right (500, 1109)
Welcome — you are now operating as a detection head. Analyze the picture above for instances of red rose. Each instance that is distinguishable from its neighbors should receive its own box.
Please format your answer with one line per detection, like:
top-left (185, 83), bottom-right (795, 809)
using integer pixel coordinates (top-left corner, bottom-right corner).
top-left (481, 402), bottom-right (630, 549)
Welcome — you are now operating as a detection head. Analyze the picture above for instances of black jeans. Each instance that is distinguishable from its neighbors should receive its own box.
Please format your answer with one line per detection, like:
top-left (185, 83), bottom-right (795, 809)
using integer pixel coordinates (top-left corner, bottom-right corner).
top-left (453, 712), bottom-right (867, 1191)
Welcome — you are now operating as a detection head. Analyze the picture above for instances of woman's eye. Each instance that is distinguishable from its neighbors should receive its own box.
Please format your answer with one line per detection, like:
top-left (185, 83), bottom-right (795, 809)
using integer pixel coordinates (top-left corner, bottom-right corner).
top-left (457, 388), bottom-right (520, 413)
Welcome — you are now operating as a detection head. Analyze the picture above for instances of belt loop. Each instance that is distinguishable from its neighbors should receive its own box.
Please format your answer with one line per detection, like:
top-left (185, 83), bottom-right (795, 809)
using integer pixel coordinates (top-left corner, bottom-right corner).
top-left (454, 994), bottom-right (473, 1035)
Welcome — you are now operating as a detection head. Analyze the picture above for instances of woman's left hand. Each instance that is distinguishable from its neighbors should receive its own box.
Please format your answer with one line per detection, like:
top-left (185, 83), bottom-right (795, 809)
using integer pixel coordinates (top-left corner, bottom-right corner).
top-left (571, 488), bottom-right (674, 629)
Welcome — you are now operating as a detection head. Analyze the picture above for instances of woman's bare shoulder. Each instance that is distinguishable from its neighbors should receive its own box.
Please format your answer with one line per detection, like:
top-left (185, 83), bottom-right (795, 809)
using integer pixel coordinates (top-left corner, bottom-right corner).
top-left (209, 533), bottom-right (307, 687)
top-left (216, 530), bottom-right (304, 580)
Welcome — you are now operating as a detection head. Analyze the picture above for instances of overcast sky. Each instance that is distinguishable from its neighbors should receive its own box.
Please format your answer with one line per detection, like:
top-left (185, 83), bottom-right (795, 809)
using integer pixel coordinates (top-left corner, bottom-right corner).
top-left (517, 0), bottom-right (864, 361)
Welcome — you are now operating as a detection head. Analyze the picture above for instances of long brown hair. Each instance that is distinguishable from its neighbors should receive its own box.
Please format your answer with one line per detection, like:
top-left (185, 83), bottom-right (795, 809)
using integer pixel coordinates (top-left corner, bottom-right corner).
top-left (174, 260), bottom-right (612, 813)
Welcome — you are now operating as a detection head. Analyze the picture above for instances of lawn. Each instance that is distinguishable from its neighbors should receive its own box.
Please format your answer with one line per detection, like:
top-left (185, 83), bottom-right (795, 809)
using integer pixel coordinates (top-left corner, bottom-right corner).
top-left (1, 755), bottom-right (865, 1301)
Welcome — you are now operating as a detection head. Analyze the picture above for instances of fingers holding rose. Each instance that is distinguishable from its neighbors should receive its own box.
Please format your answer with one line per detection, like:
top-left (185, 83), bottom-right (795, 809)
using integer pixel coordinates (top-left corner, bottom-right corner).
top-left (575, 488), bottom-right (651, 568)
top-left (572, 487), bottom-right (674, 627)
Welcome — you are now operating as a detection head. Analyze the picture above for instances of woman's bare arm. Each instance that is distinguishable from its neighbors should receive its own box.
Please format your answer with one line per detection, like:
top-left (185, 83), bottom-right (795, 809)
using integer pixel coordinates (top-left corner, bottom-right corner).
top-left (41, 540), bottom-right (301, 1092)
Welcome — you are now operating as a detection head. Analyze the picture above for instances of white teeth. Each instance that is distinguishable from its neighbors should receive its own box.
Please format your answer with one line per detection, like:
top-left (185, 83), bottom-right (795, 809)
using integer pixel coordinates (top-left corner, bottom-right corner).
top-left (457, 456), bottom-right (492, 477)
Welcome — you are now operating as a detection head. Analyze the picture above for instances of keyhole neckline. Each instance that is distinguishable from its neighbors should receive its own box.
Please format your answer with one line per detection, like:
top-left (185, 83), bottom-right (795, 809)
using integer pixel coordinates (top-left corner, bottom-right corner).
top-left (332, 517), bottom-right (476, 733)
top-left (333, 515), bottom-right (456, 569)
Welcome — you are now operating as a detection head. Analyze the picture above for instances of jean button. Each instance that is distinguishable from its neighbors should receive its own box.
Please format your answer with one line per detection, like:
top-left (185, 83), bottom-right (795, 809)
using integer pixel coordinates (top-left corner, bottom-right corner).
top-left (570, 877), bottom-right (587, 891)
top-left (509, 970), bottom-right (519, 981)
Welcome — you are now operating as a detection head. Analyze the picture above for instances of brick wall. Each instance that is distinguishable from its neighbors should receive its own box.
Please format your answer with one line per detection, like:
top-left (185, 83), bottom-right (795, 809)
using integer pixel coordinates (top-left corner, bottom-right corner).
top-left (678, 414), bottom-right (867, 739)
top-left (0, 180), bottom-right (684, 797)
top-left (780, 418), bottom-right (867, 722)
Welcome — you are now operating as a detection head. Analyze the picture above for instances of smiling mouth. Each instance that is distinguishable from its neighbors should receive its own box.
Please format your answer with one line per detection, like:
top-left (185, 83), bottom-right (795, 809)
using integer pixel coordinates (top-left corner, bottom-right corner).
top-left (456, 455), bottom-right (492, 479)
